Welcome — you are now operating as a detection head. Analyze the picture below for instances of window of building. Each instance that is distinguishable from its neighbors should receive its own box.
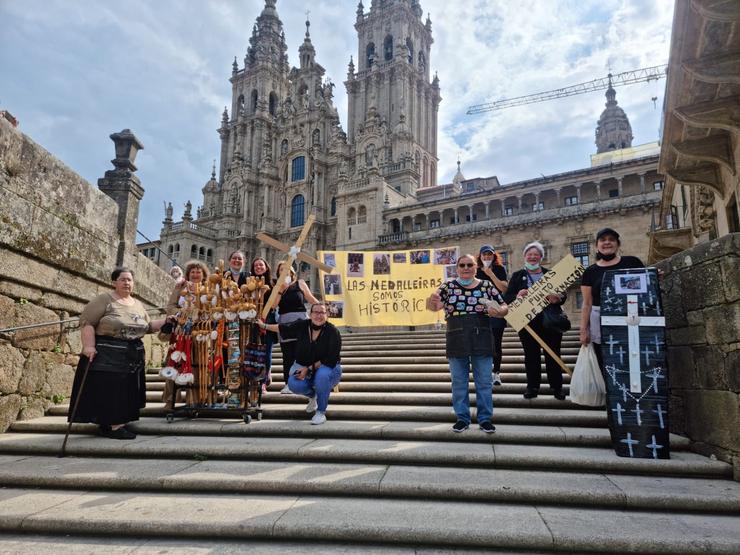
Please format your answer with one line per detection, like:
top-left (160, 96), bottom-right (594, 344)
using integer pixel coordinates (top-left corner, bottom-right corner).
top-left (250, 89), bottom-right (258, 114)
top-left (533, 201), bottom-right (544, 211)
top-left (366, 43), bottom-right (376, 68)
top-left (330, 197), bottom-right (336, 217)
top-left (609, 189), bottom-right (619, 198)
top-left (413, 222), bottom-right (421, 231)
top-left (348, 207), bottom-right (357, 225)
top-left (174, 243), bottom-right (180, 254)
top-left (269, 92), bottom-right (277, 116)
top-left (406, 38), bottom-right (414, 64)
top-left (571, 241), bottom-right (589, 267)
top-left (499, 251), bottom-right (509, 268)
top-left (727, 194), bottom-right (739, 233)
top-left (503, 206), bottom-right (514, 216)
top-left (384, 35), bottom-right (393, 61)
top-left (449, 217), bottom-right (456, 225)
top-left (168, 245), bottom-right (174, 254)
top-left (206, 249), bottom-right (213, 263)
top-left (281, 139), bottom-right (288, 157)
top-left (291, 156), bottom-right (305, 182)
top-left (575, 291), bottom-right (583, 309)
top-left (565, 196), bottom-right (578, 206)
top-left (357, 205), bottom-right (367, 224)
top-left (430, 219), bottom-right (440, 228)
top-left (291, 194), bottom-right (305, 227)
top-left (191, 245), bottom-right (197, 256)
top-left (653, 180), bottom-right (664, 191)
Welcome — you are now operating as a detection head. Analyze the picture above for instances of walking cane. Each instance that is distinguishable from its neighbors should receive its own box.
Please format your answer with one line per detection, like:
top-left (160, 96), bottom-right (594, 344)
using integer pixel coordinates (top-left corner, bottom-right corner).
top-left (59, 356), bottom-right (93, 458)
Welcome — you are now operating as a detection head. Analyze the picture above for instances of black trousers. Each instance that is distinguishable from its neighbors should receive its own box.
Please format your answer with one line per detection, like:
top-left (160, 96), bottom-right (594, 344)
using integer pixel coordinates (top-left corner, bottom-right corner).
top-left (280, 340), bottom-right (297, 383)
top-left (491, 325), bottom-right (505, 373)
top-left (517, 319), bottom-right (563, 391)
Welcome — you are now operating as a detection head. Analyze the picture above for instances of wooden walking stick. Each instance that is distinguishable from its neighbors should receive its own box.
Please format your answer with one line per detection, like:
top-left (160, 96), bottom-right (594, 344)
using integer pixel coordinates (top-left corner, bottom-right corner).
top-left (59, 356), bottom-right (93, 458)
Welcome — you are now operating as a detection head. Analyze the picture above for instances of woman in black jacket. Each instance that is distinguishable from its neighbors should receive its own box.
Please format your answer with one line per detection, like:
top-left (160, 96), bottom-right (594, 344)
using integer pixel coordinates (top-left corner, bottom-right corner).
top-left (503, 241), bottom-right (566, 400)
top-left (476, 245), bottom-right (508, 386)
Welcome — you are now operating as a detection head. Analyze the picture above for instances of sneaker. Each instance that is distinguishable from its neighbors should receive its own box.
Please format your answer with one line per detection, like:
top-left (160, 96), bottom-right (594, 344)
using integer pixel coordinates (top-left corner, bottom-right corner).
top-left (452, 420), bottom-right (469, 433)
top-left (280, 385), bottom-right (292, 394)
top-left (492, 372), bottom-right (502, 386)
top-left (553, 389), bottom-right (566, 401)
top-left (305, 396), bottom-right (318, 413)
top-left (479, 421), bottom-right (496, 433)
top-left (311, 411), bottom-right (327, 425)
top-left (523, 388), bottom-right (539, 399)
top-left (103, 427), bottom-right (136, 440)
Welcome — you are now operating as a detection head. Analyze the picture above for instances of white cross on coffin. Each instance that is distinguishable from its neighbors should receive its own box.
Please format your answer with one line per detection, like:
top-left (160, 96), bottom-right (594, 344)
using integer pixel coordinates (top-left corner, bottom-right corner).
top-left (602, 294), bottom-right (665, 393)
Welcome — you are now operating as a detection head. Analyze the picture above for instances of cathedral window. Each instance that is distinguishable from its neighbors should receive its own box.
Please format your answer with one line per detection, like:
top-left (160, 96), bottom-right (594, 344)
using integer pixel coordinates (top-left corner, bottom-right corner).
top-left (199, 247), bottom-right (206, 260)
top-left (348, 207), bottom-right (357, 225)
top-left (430, 219), bottom-right (440, 229)
top-left (250, 89), bottom-right (258, 114)
top-left (571, 241), bottom-right (589, 267)
top-left (358, 205), bottom-right (367, 224)
top-left (503, 206), bottom-right (514, 216)
top-left (312, 128), bottom-right (321, 147)
top-left (191, 245), bottom-right (197, 256)
top-left (237, 95), bottom-right (245, 114)
top-left (406, 38), bottom-right (414, 64)
top-left (269, 92), bottom-right (278, 116)
top-left (206, 249), bottom-right (213, 264)
top-left (174, 243), bottom-right (180, 255)
top-left (291, 156), bottom-right (306, 181)
top-left (653, 181), bottom-right (664, 191)
top-left (384, 35), bottom-right (393, 61)
top-left (330, 197), bottom-right (336, 216)
top-left (168, 245), bottom-right (174, 254)
top-left (291, 194), bottom-right (305, 227)
top-left (281, 139), bottom-right (289, 157)
top-left (564, 195), bottom-right (578, 206)
top-left (366, 42), bottom-right (376, 68)
top-left (609, 189), bottom-right (619, 198)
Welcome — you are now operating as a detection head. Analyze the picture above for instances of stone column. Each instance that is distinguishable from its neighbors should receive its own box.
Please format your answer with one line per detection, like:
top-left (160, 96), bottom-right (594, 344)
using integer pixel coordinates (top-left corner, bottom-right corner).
top-left (97, 129), bottom-right (145, 267)
top-left (534, 192), bottom-right (540, 210)
top-left (617, 177), bottom-right (623, 197)
top-left (485, 203), bottom-right (490, 219)
top-left (596, 182), bottom-right (602, 201)
top-left (556, 189), bottom-right (561, 206)
top-left (640, 173), bottom-right (646, 194)
top-left (576, 185), bottom-right (582, 204)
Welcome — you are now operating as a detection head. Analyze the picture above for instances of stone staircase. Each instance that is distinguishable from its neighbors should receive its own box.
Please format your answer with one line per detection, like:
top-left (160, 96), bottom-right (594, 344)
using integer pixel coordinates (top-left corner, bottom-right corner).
top-left (0, 329), bottom-right (739, 553)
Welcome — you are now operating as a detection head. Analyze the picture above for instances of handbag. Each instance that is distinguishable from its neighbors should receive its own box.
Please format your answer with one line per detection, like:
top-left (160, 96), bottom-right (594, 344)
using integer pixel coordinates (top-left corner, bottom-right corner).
top-left (542, 304), bottom-right (571, 333)
top-left (570, 344), bottom-right (606, 406)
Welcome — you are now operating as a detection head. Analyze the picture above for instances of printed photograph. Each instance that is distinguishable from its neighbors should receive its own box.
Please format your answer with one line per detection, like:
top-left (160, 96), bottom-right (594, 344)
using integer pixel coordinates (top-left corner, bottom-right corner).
top-left (434, 247), bottom-right (458, 265)
top-left (323, 253), bottom-right (336, 268)
top-left (444, 265), bottom-right (457, 280)
top-left (392, 252), bottom-right (407, 263)
top-left (615, 273), bottom-right (647, 295)
top-left (323, 274), bottom-right (342, 295)
top-left (410, 249), bottom-right (431, 264)
top-left (347, 252), bottom-right (364, 277)
top-left (373, 253), bottom-right (391, 275)
top-left (326, 301), bottom-right (344, 319)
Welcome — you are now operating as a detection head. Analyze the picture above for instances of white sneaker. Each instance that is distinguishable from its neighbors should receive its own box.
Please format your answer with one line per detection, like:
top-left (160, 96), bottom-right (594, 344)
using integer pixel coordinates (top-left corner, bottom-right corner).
top-left (305, 396), bottom-right (318, 413)
top-left (311, 411), bottom-right (326, 425)
top-left (493, 373), bottom-right (502, 386)
top-left (280, 385), bottom-right (291, 394)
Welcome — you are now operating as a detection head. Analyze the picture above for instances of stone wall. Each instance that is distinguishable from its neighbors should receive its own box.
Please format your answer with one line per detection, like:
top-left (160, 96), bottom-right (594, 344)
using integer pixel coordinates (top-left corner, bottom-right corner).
top-left (0, 118), bottom-right (172, 432)
top-left (656, 233), bottom-right (739, 479)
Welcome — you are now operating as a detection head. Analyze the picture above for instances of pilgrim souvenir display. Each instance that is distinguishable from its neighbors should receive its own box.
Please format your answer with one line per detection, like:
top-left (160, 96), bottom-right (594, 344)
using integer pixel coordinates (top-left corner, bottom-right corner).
top-left (163, 260), bottom-right (269, 424)
top-left (600, 267), bottom-right (669, 459)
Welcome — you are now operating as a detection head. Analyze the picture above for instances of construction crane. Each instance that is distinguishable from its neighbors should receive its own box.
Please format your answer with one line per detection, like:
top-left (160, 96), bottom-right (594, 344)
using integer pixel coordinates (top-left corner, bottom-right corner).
top-left (466, 65), bottom-right (667, 115)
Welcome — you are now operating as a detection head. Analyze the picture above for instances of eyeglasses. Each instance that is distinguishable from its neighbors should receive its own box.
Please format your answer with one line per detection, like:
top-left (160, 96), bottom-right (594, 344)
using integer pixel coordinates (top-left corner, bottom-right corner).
top-left (457, 263), bottom-right (475, 268)
top-left (311, 311), bottom-right (327, 315)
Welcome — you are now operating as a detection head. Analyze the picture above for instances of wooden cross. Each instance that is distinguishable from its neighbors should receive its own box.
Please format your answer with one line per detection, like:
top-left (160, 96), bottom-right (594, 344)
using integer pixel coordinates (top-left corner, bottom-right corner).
top-left (258, 214), bottom-right (333, 319)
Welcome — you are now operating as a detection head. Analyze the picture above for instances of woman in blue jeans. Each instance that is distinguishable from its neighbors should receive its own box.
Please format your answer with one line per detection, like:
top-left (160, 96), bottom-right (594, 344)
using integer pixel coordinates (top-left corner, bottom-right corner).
top-left (427, 254), bottom-right (508, 433)
top-left (259, 303), bottom-right (341, 425)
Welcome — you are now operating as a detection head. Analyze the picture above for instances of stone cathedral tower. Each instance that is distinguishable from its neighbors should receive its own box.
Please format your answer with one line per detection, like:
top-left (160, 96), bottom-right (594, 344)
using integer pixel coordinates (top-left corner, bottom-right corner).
top-left (336, 0), bottom-right (441, 249)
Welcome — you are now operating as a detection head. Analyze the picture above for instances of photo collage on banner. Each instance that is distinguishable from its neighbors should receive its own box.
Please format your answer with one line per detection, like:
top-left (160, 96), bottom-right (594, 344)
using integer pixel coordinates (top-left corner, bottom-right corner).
top-left (318, 247), bottom-right (459, 327)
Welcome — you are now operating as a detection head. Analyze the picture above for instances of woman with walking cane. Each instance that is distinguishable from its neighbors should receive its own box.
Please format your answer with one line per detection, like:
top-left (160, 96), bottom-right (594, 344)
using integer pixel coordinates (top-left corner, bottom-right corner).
top-left (67, 268), bottom-right (172, 440)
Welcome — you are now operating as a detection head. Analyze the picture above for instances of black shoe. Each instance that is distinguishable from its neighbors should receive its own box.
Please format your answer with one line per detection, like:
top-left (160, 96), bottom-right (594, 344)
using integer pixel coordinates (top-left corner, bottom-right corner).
top-left (553, 389), bottom-right (566, 401)
top-left (523, 388), bottom-right (539, 399)
top-left (104, 427), bottom-right (136, 440)
top-left (452, 420), bottom-right (469, 433)
top-left (479, 421), bottom-right (496, 433)
top-left (98, 424), bottom-right (111, 436)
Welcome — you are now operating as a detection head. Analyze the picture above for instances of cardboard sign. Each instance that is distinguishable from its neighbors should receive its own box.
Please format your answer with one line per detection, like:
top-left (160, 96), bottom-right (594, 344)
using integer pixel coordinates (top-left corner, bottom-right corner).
top-left (318, 247), bottom-right (458, 327)
top-left (504, 254), bottom-right (585, 331)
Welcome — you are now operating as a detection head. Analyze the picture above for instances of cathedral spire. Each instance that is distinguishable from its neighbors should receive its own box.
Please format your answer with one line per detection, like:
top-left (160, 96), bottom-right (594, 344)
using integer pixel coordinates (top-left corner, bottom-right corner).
top-left (299, 11), bottom-right (316, 68)
top-left (595, 75), bottom-right (633, 153)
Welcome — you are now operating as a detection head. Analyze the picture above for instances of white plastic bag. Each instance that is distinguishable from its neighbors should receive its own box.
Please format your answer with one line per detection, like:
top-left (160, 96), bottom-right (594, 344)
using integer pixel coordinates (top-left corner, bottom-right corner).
top-left (570, 344), bottom-right (606, 407)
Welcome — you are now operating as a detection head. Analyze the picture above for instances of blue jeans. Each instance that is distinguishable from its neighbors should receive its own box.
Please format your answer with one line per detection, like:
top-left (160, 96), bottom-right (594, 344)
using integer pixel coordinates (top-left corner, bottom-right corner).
top-left (448, 355), bottom-right (493, 425)
top-left (287, 362), bottom-right (342, 412)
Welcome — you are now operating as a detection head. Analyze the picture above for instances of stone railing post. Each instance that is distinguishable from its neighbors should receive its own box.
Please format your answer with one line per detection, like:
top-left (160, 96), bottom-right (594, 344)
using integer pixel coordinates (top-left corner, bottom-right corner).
top-left (97, 129), bottom-right (145, 267)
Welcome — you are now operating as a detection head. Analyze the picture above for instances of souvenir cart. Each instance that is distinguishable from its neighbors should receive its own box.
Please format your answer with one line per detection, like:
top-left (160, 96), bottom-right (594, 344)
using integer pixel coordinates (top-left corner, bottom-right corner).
top-left (161, 262), bottom-right (271, 423)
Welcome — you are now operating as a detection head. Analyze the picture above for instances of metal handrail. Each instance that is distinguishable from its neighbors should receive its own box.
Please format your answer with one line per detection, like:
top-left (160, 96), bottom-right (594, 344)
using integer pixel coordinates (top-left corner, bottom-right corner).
top-left (0, 307), bottom-right (166, 335)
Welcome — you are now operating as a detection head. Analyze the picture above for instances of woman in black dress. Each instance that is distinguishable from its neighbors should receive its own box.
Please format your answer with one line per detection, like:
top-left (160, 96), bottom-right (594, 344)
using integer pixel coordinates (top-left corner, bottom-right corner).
top-left (579, 228), bottom-right (644, 369)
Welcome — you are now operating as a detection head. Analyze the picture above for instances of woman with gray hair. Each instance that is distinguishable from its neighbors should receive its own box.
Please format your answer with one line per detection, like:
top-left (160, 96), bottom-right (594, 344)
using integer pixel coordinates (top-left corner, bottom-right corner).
top-left (503, 241), bottom-right (567, 400)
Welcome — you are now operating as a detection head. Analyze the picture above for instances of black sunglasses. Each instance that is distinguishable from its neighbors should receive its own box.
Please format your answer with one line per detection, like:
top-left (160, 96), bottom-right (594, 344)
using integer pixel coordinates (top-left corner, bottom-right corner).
top-left (457, 263), bottom-right (475, 268)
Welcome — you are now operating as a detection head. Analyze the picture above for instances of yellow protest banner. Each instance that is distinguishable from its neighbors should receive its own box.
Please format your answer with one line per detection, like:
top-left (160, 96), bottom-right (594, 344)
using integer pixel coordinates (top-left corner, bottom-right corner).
top-left (505, 254), bottom-right (585, 332)
top-left (317, 247), bottom-right (459, 327)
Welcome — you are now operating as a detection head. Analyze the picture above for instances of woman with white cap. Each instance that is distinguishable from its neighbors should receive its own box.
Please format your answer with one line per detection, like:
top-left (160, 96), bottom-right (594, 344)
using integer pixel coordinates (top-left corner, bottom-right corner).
top-left (503, 241), bottom-right (566, 400)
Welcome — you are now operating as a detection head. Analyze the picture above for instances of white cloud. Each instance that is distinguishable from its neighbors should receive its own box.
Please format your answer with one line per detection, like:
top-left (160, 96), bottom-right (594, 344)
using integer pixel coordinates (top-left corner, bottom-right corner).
top-left (0, 0), bottom-right (673, 239)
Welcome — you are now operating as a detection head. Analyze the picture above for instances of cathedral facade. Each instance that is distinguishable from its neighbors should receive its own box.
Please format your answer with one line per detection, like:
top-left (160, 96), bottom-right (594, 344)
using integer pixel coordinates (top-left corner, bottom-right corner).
top-left (150, 0), bottom-right (663, 321)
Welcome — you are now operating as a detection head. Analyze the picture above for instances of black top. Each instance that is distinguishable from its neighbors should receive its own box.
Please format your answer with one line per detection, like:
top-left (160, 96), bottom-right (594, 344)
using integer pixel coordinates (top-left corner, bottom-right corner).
top-left (278, 281), bottom-right (306, 314)
top-left (475, 265), bottom-right (507, 283)
top-left (581, 256), bottom-right (644, 306)
top-left (224, 269), bottom-right (249, 287)
top-left (278, 319), bottom-right (341, 368)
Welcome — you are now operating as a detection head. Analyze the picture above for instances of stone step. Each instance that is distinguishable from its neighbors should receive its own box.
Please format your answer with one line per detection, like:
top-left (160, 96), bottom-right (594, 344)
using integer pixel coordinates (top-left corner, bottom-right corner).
top-left (47, 403), bottom-right (609, 427)
top-left (0, 453), bottom-right (736, 513)
top-left (0, 488), bottom-right (738, 553)
top-left (13, 416), bottom-right (691, 450)
top-left (0, 431), bottom-right (724, 477)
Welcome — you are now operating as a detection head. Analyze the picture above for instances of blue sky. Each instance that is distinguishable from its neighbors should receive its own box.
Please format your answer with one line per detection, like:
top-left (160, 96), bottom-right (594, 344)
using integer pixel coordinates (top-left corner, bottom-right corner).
top-left (0, 0), bottom-right (674, 240)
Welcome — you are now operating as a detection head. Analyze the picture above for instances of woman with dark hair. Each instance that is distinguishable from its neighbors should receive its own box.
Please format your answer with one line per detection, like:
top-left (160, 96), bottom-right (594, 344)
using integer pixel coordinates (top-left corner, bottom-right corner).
top-left (274, 262), bottom-right (320, 394)
top-left (427, 254), bottom-right (508, 433)
top-left (69, 268), bottom-right (170, 439)
top-left (504, 241), bottom-right (567, 400)
top-left (580, 228), bottom-right (644, 368)
top-left (250, 257), bottom-right (276, 388)
top-left (476, 245), bottom-right (508, 386)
